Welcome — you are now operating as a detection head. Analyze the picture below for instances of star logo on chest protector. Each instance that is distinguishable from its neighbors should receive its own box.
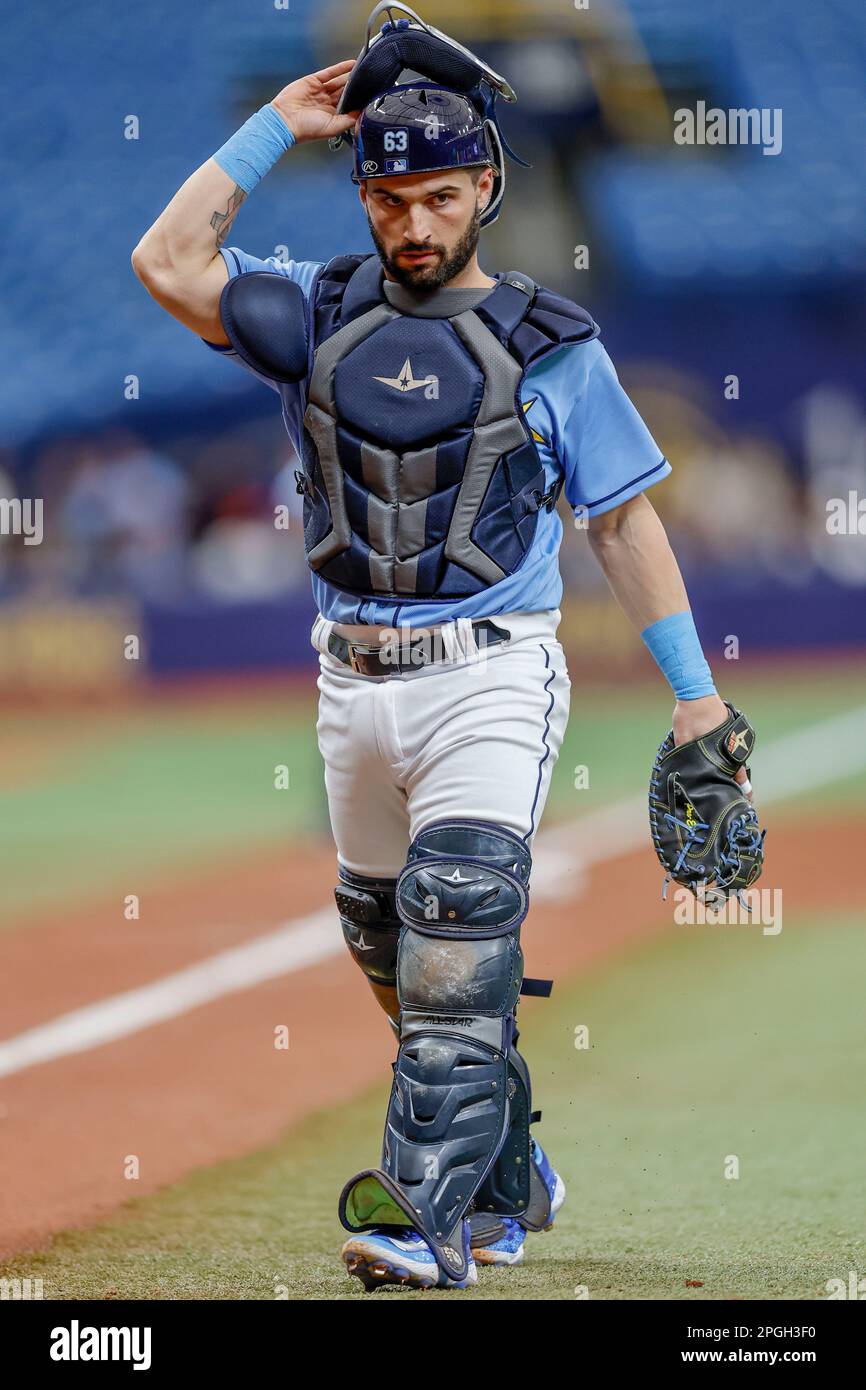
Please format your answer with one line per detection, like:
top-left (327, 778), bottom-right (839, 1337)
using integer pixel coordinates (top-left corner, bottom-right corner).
top-left (373, 357), bottom-right (436, 393)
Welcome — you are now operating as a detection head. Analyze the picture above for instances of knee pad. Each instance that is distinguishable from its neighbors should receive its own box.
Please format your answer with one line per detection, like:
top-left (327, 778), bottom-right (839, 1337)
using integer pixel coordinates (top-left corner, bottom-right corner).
top-left (394, 818), bottom-right (531, 1044)
top-left (335, 867), bottom-right (401, 1022)
top-left (396, 819), bottom-right (531, 943)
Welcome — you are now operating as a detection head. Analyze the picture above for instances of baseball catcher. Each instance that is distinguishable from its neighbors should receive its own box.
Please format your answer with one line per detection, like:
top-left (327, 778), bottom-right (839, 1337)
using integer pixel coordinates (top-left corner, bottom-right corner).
top-left (133, 1), bottom-right (764, 1291)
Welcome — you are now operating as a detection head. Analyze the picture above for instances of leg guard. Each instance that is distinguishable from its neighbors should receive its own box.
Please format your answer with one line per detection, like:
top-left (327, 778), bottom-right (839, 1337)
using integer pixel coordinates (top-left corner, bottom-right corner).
top-left (339, 820), bottom-right (531, 1284)
top-left (335, 867), bottom-right (401, 1028)
top-left (473, 1032), bottom-right (553, 1231)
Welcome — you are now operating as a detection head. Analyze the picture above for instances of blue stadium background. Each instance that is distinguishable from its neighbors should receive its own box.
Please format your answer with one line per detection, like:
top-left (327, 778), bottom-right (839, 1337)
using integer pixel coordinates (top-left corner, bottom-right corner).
top-left (2, 0), bottom-right (865, 682)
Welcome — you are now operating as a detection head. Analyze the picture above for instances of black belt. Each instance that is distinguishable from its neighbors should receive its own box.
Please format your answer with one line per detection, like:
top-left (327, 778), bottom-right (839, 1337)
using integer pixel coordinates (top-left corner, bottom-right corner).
top-left (327, 619), bottom-right (511, 676)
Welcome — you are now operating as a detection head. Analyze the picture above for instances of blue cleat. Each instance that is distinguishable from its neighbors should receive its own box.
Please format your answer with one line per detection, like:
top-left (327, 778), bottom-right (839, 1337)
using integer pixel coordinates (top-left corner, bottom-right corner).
top-left (470, 1138), bottom-right (566, 1268)
top-left (530, 1136), bottom-right (566, 1226)
top-left (341, 1220), bottom-right (477, 1291)
top-left (471, 1214), bottom-right (527, 1266)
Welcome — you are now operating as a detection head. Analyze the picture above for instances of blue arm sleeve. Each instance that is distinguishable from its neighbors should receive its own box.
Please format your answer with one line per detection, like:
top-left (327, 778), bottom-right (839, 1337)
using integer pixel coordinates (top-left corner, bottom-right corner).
top-left (560, 341), bottom-right (671, 517)
top-left (641, 610), bottom-right (716, 700)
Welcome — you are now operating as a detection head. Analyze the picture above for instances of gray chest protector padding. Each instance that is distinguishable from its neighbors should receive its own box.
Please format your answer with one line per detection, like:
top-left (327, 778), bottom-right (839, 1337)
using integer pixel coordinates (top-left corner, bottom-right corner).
top-left (219, 272), bottom-right (308, 384)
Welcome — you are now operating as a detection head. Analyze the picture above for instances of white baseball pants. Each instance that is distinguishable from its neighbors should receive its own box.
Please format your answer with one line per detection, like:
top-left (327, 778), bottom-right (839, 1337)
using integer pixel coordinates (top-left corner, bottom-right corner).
top-left (311, 610), bottom-right (570, 878)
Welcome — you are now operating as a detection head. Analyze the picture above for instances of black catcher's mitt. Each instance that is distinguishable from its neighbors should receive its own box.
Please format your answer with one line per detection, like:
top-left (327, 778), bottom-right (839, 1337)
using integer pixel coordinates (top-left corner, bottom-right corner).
top-left (649, 701), bottom-right (765, 902)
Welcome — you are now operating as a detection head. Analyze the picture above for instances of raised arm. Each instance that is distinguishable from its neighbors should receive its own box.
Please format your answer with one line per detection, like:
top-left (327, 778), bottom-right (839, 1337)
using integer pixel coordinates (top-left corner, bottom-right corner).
top-left (131, 60), bottom-right (358, 344)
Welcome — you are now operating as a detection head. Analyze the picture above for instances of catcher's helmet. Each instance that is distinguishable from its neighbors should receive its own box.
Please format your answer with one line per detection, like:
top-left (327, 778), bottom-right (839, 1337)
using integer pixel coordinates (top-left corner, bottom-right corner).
top-left (332, 2), bottom-right (527, 229)
top-left (352, 83), bottom-right (506, 226)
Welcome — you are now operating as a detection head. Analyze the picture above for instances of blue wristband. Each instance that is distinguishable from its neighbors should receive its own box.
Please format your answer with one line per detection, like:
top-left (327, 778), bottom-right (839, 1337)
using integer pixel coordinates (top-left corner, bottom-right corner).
top-left (640, 610), bottom-right (716, 700)
top-left (212, 103), bottom-right (295, 194)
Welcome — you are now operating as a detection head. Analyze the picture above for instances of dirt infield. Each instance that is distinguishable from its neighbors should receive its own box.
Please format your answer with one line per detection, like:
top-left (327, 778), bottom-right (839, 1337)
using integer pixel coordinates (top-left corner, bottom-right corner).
top-left (0, 814), bottom-right (857, 1260)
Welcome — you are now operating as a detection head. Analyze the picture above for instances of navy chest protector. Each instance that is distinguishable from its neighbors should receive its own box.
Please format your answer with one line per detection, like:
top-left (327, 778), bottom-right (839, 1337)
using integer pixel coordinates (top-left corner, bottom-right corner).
top-left (219, 253), bottom-right (598, 602)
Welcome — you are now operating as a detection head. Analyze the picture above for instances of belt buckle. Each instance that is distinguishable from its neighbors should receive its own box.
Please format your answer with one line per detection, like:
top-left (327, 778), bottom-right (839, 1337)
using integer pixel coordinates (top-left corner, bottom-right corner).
top-left (347, 642), bottom-right (365, 674)
top-left (346, 641), bottom-right (381, 674)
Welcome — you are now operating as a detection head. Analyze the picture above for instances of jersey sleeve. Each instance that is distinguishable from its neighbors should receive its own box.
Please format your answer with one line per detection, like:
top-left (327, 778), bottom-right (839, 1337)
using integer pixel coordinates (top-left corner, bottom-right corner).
top-left (202, 248), bottom-right (324, 388)
top-left (559, 340), bottom-right (670, 517)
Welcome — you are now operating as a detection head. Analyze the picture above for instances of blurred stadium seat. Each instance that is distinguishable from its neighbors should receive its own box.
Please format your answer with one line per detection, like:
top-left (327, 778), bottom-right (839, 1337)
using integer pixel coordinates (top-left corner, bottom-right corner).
top-left (587, 0), bottom-right (866, 289)
top-left (1, 0), bottom-right (864, 681)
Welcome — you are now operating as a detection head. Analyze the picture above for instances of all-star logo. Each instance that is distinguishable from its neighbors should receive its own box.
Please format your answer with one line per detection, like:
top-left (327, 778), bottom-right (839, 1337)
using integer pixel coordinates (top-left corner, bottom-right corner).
top-left (374, 357), bottom-right (438, 394)
top-left (353, 932), bottom-right (375, 951)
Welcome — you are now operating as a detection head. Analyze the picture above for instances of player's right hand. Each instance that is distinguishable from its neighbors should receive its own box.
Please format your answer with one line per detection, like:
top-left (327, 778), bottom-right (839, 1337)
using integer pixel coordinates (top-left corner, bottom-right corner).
top-left (271, 60), bottom-right (359, 145)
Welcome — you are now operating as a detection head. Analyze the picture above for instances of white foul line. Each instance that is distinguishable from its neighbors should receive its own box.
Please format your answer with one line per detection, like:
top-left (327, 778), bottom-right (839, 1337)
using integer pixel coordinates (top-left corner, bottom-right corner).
top-left (1, 703), bottom-right (865, 1081)
top-left (0, 910), bottom-right (335, 1081)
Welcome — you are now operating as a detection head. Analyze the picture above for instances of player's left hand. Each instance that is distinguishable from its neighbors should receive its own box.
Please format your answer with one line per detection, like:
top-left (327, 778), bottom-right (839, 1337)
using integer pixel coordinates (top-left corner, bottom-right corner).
top-left (650, 698), bottom-right (765, 901)
top-left (673, 694), bottom-right (753, 799)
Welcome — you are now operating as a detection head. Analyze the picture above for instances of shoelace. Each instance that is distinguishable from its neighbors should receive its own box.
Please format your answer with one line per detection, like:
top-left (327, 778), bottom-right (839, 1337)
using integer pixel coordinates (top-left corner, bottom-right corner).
top-left (662, 807), bottom-right (710, 880)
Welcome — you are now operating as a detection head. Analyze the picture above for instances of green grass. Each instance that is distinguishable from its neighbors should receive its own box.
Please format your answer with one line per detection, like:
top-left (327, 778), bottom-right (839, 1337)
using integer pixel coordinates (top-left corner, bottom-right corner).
top-left (4, 663), bottom-right (866, 928)
top-left (0, 694), bottom-right (329, 926)
top-left (7, 908), bottom-right (865, 1300)
top-left (545, 664), bottom-right (866, 817)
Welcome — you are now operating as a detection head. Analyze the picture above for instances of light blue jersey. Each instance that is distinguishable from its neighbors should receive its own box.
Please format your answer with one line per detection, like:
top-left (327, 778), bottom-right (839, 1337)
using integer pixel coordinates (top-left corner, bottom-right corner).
top-left (205, 247), bottom-right (670, 625)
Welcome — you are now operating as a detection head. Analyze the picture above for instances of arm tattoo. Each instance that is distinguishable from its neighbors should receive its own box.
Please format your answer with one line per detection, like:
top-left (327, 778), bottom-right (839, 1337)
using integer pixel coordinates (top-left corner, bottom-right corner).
top-left (210, 184), bottom-right (246, 248)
